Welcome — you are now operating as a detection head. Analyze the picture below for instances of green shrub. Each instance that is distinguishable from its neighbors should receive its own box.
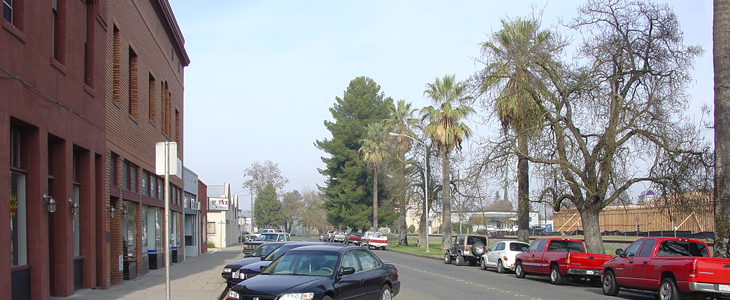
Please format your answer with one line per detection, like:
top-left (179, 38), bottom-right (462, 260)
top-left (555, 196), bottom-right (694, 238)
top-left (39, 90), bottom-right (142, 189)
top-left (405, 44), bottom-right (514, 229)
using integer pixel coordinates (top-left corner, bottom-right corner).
top-left (207, 241), bottom-right (216, 248)
top-left (408, 224), bottom-right (416, 233)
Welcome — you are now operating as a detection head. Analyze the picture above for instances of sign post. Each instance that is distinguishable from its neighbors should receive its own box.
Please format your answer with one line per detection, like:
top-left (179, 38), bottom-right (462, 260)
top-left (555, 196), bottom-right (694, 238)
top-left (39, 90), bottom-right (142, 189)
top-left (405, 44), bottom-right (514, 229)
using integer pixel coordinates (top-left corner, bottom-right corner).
top-left (156, 142), bottom-right (177, 300)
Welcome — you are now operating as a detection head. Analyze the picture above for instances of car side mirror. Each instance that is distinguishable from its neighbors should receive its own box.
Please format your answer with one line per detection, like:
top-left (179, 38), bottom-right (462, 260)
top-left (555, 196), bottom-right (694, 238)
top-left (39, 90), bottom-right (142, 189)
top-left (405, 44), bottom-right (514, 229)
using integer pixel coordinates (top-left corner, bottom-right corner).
top-left (259, 265), bottom-right (267, 272)
top-left (339, 267), bottom-right (356, 276)
top-left (521, 246), bottom-right (528, 252)
top-left (615, 249), bottom-right (624, 256)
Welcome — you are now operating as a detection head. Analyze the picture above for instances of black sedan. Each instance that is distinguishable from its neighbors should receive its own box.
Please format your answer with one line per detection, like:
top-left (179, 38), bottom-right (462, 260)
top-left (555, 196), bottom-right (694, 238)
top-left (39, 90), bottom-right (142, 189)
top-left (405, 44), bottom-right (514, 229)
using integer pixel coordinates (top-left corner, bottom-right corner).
top-left (227, 244), bottom-right (400, 300)
top-left (221, 241), bottom-right (291, 286)
top-left (231, 242), bottom-right (330, 286)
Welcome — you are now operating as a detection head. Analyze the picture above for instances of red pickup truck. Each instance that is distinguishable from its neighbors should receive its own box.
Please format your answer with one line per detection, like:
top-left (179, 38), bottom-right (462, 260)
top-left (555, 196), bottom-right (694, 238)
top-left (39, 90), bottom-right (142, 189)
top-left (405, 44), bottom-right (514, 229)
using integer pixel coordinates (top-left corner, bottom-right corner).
top-left (514, 238), bottom-right (612, 285)
top-left (602, 237), bottom-right (730, 300)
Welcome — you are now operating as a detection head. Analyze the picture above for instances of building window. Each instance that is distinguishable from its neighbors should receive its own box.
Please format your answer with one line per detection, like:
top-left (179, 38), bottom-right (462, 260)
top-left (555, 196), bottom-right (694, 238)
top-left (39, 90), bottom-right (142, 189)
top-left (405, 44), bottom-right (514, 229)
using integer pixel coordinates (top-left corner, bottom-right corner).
top-left (121, 160), bottom-right (137, 192)
top-left (149, 173), bottom-right (156, 198)
top-left (121, 160), bottom-right (128, 189)
top-left (141, 171), bottom-right (149, 196)
top-left (112, 26), bottom-right (120, 103)
top-left (206, 222), bottom-right (215, 234)
top-left (148, 74), bottom-right (156, 123)
top-left (128, 47), bottom-right (138, 118)
top-left (51, 0), bottom-right (65, 63)
top-left (83, 0), bottom-right (95, 87)
top-left (122, 202), bottom-right (135, 259)
top-left (141, 205), bottom-right (148, 254)
top-left (3, 0), bottom-right (12, 23)
top-left (109, 153), bottom-right (118, 186)
top-left (10, 128), bottom-right (27, 267)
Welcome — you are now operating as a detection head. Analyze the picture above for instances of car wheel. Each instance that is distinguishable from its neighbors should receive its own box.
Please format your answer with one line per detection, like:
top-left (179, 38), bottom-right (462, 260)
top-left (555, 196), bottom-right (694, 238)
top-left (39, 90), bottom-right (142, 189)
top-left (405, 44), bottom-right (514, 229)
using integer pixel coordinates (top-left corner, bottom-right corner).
top-left (497, 260), bottom-right (505, 273)
top-left (480, 257), bottom-right (488, 270)
top-left (550, 265), bottom-right (563, 285)
top-left (515, 261), bottom-right (525, 278)
top-left (602, 270), bottom-right (620, 296)
top-left (472, 242), bottom-right (486, 256)
top-left (381, 246), bottom-right (386, 250)
top-left (659, 278), bottom-right (680, 300)
top-left (322, 296), bottom-right (333, 300)
top-left (455, 254), bottom-right (464, 266)
top-left (444, 252), bottom-right (452, 264)
top-left (380, 285), bottom-right (393, 300)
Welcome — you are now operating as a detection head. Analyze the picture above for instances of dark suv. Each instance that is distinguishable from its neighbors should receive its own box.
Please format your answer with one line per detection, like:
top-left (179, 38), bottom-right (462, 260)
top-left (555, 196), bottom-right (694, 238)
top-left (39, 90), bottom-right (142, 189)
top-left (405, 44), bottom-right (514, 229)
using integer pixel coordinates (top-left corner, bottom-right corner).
top-left (444, 234), bottom-right (488, 266)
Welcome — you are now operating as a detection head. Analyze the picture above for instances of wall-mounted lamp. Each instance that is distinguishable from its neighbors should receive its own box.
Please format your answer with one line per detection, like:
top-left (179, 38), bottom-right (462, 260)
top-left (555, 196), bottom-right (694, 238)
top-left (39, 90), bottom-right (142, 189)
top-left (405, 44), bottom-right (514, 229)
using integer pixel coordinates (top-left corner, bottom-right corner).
top-left (43, 194), bottom-right (57, 213)
top-left (69, 198), bottom-right (80, 216)
top-left (108, 206), bottom-right (116, 218)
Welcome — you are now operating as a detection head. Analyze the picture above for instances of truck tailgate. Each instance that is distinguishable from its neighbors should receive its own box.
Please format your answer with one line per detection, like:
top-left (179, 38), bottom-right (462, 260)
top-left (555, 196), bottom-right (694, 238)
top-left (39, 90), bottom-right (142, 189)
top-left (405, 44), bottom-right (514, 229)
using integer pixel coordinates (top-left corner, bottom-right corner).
top-left (693, 257), bottom-right (730, 286)
top-left (567, 252), bottom-right (611, 269)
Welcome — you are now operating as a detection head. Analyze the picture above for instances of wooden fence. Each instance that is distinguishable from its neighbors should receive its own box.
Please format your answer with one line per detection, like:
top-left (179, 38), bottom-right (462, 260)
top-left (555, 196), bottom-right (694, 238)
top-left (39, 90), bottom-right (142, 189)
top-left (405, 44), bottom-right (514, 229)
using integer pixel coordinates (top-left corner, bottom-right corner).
top-left (553, 202), bottom-right (714, 234)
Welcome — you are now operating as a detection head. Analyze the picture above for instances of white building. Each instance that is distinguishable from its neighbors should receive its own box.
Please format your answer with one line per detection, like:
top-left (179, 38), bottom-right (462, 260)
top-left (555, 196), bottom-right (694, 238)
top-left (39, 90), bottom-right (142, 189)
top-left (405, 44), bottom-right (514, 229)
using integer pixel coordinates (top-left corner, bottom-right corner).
top-left (206, 183), bottom-right (240, 248)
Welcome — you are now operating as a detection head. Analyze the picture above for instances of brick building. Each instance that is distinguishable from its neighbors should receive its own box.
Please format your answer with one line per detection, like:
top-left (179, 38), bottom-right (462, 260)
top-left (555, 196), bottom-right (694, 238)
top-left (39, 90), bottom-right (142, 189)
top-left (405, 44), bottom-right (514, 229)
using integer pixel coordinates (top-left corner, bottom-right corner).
top-left (1, 1), bottom-right (108, 299)
top-left (2, 0), bottom-right (192, 299)
top-left (104, 0), bottom-right (190, 286)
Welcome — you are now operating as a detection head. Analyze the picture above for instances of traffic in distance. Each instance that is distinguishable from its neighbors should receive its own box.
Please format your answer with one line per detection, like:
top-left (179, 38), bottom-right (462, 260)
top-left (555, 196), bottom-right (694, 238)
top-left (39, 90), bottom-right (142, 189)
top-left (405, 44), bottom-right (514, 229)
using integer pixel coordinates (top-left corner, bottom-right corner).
top-left (223, 230), bottom-right (730, 300)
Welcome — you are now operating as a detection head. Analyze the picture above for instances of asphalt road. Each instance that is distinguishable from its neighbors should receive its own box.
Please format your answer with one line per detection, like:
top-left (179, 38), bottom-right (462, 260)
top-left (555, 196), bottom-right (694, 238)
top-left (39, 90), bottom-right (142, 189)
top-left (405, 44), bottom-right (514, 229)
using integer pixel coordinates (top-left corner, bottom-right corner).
top-left (374, 249), bottom-right (658, 300)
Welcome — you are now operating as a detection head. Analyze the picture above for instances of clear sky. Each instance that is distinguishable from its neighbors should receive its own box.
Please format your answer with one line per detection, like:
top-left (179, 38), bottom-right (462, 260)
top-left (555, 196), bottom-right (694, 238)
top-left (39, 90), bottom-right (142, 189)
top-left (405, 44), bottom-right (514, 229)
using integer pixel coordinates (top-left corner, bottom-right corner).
top-left (170, 0), bottom-right (714, 209)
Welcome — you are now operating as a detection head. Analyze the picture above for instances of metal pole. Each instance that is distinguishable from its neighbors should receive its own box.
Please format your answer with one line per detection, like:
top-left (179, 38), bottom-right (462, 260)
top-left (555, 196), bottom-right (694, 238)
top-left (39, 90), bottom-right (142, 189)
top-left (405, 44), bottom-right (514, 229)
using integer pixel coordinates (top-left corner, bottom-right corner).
top-left (164, 142), bottom-right (171, 300)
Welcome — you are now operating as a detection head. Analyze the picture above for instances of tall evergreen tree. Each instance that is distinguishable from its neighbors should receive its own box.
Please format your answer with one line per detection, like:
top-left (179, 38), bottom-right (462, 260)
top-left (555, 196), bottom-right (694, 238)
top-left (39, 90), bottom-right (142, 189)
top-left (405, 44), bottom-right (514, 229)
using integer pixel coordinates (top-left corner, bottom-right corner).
top-left (316, 76), bottom-right (392, 231)
top-left (253, 183), bottom-right (283, 228)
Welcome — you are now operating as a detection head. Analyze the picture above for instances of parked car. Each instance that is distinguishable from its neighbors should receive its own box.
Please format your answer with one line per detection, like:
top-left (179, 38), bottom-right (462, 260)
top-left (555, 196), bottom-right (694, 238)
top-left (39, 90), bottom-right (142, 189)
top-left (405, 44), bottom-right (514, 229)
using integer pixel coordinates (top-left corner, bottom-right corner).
top-left (230, 242), bottom-right (327, 287)
top-left (227, 244), bottom-right (400, 300)
top-left (332, 231), bottom-right (347, 243)
top-left (319, 233), bottom-right (326, 241)
top-left (480, 241), bottom-right (529, 273)
top-left (242, 232), bottom-right (291, 255)
top-left (514, 238), bottom-right (612, 285)
top-left (325, 230), bottom-right (335, 241)
top-left (602, 237), bottom-right (730, 300)
top-left (346, 232), bottom-right (362, 245)
top-left (444, 234), bottom-right (487, 266)
top-left (221, 241), bottom-right (291, 286)
top-left (248, 228), bottom-right (284, 241)
top-left (362, 231), bottom-right (388, 250)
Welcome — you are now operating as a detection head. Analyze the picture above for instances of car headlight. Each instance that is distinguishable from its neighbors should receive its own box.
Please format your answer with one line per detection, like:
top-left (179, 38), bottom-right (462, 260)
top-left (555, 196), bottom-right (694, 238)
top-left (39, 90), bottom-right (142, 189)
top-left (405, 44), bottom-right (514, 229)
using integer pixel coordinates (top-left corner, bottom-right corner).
top-left (232, 270), bottom-right (239, 278)
top-left (279, 293), bottom-right (314, 300)
top-left (227, 290), bottom-right (239, 300)
top-left (237, 271), bottom-right (246, 279)
top-left (223, 268), bottom-right (232, 273)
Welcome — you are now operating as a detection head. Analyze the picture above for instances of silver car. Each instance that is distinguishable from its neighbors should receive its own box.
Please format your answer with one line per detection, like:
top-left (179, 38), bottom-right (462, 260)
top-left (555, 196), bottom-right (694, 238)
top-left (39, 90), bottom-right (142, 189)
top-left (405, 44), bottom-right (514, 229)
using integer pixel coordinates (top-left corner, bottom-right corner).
top-left (480, 241), bottom-right (529, 273)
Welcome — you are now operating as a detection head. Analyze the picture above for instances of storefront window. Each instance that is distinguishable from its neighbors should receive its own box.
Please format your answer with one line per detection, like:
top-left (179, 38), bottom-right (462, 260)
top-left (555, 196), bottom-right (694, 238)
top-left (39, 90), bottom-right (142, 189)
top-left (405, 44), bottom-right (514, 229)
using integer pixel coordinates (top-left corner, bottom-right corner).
top-left (122, 202), bottom-right (135, 259)
top-left (155, 208), bottom-right (162, 252)
top-left (10, 128), bottom-right (27, 267)
top-left (141, 205), bottom-right (148, 254)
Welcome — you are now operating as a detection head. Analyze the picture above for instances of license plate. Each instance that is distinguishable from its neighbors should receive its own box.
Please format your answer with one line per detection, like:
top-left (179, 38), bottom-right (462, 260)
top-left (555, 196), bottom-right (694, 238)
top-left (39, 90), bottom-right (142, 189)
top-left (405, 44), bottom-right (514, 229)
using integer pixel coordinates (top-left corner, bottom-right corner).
top-left (719, 284), bottom-right (730, 292)
top-left (586, 270), bottom-right (594, 275)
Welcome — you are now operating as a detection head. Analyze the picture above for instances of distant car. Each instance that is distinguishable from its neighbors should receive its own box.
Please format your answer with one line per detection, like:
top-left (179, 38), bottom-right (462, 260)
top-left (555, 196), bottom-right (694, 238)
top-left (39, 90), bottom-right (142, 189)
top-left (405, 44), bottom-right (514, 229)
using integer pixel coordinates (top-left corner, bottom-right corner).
top-left (333, 231), bottom-right (347, 243)
top-left (230, 242), bottom-right (328, 286)
top-left (361, 231), bottom-right (388, 250)
top-left (249, 228), bottom-right (284, 241)
top-left (227, 244), bottom-right (400, 300)
top-left (242, 232), bottom-right (291, 255)
top-left (480, 241), bottom-right (529, 273)
top-left (319, 233), bottom-right (326, 241)
top-left (222, 241), bottom-right (291, 286)
top-left (346, 232), bottom-right (362, 245)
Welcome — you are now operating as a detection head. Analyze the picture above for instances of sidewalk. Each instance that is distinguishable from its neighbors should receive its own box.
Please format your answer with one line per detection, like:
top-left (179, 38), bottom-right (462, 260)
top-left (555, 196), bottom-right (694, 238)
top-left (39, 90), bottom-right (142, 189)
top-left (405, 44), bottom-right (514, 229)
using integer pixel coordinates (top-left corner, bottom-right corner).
top-left (53, 245), bottom-right (242, 300)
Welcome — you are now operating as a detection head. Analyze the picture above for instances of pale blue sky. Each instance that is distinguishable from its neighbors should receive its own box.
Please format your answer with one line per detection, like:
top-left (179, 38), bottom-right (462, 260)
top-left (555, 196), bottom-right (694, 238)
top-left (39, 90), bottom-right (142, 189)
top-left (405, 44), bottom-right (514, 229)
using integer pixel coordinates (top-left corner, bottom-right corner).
top-left (171, 1), bottom-right (714, 209)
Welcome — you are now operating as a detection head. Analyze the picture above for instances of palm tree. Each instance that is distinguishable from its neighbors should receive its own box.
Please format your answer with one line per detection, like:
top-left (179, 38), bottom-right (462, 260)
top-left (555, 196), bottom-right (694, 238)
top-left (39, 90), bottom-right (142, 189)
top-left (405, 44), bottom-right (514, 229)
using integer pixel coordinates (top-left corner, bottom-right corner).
top-left (359, 122), bottom-right (389, 231)
top-left (476, 17), bottom-right (553, 243)
top-left (714, 0), bottom-right (730, 258)
top-left (386, 100), bottom-right (419, 246)
top-left (421, 74), bottom-right (475, 250)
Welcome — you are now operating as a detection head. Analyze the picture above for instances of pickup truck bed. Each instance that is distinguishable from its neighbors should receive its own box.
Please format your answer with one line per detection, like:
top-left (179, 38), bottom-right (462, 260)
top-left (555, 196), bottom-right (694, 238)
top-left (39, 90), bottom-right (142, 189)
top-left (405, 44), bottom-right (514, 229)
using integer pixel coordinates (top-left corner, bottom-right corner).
top-left (515, 238), bottom-right (611, 285)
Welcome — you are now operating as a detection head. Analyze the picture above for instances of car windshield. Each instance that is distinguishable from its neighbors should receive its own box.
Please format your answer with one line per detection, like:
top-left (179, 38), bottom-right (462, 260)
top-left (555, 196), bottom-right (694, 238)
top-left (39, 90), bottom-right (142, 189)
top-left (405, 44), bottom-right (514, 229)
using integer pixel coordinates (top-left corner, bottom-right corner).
top-left (370, 232), bottom-right (381, 238)
top-left (264, 245), bottom-right (299, 261)
top-left (547, 240), bottom-right (585, 252)
top-left (510, 243), bottom-right (528, 251)
top-left (257, 234), bottom-right (280, 241)
top-left (250, 244), bottom-right (283, 257)
top-left (264, 251), bottom-right (339, 277)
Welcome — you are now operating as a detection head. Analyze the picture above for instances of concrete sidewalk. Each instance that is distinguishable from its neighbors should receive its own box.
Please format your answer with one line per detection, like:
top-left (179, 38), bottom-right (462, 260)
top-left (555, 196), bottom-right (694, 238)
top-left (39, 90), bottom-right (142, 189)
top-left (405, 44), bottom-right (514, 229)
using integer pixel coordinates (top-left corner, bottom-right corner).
top-left (53, 245), bottom-right (242, 300)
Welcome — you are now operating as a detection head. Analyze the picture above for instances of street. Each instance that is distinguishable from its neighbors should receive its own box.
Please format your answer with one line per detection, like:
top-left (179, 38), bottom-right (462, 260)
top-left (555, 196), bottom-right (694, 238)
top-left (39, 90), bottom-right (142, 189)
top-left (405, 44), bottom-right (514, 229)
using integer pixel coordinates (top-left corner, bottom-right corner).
top-left (375, 250), bottom-right (657, 300)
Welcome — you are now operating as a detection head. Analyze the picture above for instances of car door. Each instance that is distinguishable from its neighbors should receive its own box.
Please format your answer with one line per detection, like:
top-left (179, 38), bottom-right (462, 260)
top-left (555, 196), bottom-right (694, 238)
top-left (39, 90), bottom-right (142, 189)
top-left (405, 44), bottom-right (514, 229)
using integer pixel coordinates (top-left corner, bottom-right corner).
top-left (522, 239), bottom-right (546, 274)
top-left (486, 242), bottom-right (503, 268)
top-left (335, 250), bottom-right (367, 300)
top-left (612, 239), bottom-right (644, 288)
top-left (354, 249), bottom-right (386, 300)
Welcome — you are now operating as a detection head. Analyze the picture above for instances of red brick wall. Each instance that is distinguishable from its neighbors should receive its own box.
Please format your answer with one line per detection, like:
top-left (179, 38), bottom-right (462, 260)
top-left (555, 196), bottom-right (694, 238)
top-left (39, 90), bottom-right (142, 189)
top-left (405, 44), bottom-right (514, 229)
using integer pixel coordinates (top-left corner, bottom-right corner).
top-left (104, 0), bottom-right (188, 286)
top-left (1, 0), bottom-right (108, 298)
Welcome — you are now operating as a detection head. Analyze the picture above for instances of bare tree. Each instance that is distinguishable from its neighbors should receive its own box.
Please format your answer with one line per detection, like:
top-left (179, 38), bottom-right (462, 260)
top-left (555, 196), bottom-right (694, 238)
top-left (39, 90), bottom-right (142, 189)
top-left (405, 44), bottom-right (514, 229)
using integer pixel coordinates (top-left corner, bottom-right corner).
top-left (524, 0), bottom-right (710, 253)
top-left (242, 160), bottom-right (289, 193)
top-left (281, 190), bottom-right (304, 233)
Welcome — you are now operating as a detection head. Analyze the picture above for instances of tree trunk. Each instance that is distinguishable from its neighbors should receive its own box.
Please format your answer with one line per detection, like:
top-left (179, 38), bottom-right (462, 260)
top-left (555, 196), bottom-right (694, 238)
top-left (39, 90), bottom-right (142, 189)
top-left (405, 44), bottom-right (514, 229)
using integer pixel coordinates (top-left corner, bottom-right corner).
top-left (517, 133), bottom-right (530, 243)
top-left (373, 167), bottom-right (379, 231)
top-left (398, 152), bottom-right (408, 246)
top-left (441, 152), bottom-right (452, 250)
top-left (714, 0), bottom-right (730, 258)
top-left (580, 206), bottom-right (606, 254)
